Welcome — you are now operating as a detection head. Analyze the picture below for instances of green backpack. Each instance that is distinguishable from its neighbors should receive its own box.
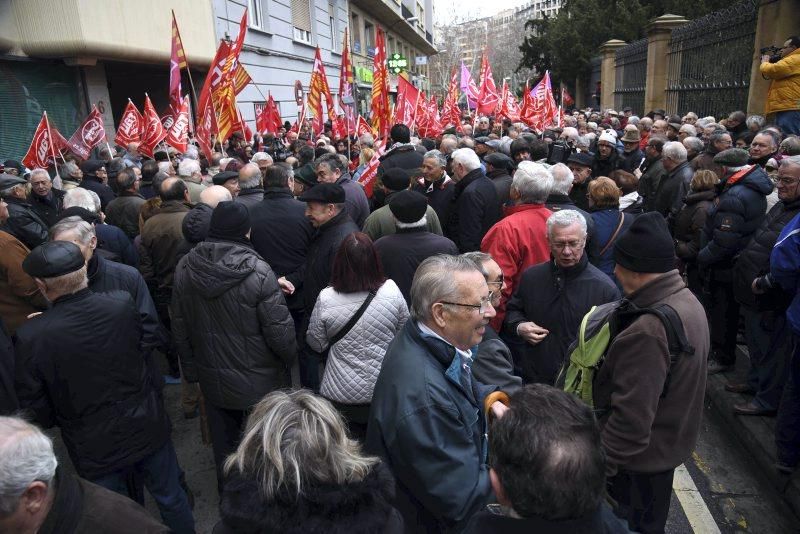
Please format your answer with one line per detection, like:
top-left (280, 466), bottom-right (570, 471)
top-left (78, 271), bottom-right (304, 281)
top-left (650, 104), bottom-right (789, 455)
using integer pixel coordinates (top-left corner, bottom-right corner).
top-left (558, 299), bottom-right (695, 411)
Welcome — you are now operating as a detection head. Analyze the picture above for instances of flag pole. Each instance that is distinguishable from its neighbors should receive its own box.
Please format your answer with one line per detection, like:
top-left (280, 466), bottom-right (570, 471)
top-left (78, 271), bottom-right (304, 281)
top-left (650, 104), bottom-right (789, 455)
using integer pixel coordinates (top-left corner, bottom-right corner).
top-left (172, 10), bottom-right (199, 113)
top-left (43, 112), bottom-right (63, 185)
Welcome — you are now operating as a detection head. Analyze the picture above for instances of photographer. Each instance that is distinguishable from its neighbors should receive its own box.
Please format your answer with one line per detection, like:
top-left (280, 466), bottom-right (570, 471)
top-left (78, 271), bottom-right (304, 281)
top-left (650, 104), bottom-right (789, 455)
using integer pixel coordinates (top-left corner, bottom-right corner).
top-left (761, 36), bottom-right (800, 135)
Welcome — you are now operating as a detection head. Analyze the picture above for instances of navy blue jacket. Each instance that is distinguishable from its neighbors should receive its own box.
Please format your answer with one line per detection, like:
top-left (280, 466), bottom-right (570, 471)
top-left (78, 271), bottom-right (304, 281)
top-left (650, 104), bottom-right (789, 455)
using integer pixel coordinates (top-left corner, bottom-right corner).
top-left (96, 223), bottom-right (138, 267)
top-left (446, 168), bottom-right (501, 252)
top-left (589, 209), bottom-right (634, 285)
top-left (79, 175), bottom-right (117, 211)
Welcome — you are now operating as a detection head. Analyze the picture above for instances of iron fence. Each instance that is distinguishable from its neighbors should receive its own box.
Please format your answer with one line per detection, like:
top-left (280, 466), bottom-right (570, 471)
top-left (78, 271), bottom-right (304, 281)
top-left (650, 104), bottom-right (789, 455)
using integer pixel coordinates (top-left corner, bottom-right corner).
top-left (614, 38), bottom-right (648, 115)
top-left (665, 0), bottom-right (758, 117)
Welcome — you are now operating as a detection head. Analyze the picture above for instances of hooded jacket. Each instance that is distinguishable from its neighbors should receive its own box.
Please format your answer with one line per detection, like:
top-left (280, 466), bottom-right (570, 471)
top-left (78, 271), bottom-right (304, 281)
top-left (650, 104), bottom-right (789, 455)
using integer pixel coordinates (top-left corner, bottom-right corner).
top-left (446, 168), bottom-right (501, 253)
top-left (760, 48), bottom-right (800, 115)
top-left (171, 239), bottom-right (297, 410)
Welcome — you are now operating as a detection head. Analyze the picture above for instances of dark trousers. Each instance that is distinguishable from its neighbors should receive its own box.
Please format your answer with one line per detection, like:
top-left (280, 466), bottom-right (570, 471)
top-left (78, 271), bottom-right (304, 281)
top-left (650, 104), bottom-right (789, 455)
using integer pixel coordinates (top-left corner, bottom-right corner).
top-left (608, 469), bottom-right (675, 534)
top-left (328, 400), bottom-right (371, 442)
top-left (743, 307), bottom-right (790, 410)
top-left (704, 280), bottom-right (739, 364)
top-left (206, 403), bottom-right (248, 493)
top-left (776, 334), bottom-right (800, 466)
top-left (91, 440), bottom-right (195, 534)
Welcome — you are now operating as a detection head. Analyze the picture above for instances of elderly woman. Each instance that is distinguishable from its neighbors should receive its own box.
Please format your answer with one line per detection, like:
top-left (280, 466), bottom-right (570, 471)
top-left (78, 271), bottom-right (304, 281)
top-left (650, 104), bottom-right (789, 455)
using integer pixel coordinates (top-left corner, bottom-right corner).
top-left (216, 390), bottom-right (402, 533)
top-left (587, 176), bottom-right (634, 285)
top-left (673, 169), bottom-right (719, 296)
top-left (306, 232), bottom-right (408, 440)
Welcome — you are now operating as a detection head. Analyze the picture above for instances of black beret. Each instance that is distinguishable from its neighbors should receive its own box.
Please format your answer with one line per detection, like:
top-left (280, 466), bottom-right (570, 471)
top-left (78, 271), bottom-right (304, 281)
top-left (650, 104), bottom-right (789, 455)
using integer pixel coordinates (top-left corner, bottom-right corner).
top-left (297, 183), bottom-right (345, 204)
top-left (3, 160), bottom-right (24, 174)
top-left (474, 136), bottom-right (491, 145)
top-left (389, 190), bottom-right (428, 224)
top-left (58, 207), bottom-right (101, 224)
top-left (714, 148), bottom-right (749, 167)
top-left (80, 159), bottom-right (105, 175)
top-left (208, 201), bottom-right (251, 240)
top-left (484, 153), bottom-right (514, 172)
top-left (381, 168), bottom-right (410, 192)
top-left (212, 171), bottom-right (239, 185)
top-left (0, 172), bottom-right (27, 191)
top-left (567, 152), bottom-right (594, 168)
top-left (23, 241), bottom-right (86, 278)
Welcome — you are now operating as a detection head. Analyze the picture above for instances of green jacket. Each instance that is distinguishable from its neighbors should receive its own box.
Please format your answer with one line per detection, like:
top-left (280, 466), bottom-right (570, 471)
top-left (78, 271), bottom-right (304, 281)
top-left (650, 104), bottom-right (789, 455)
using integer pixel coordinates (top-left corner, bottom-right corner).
top-left (362, 203), bottom-right (442, 241)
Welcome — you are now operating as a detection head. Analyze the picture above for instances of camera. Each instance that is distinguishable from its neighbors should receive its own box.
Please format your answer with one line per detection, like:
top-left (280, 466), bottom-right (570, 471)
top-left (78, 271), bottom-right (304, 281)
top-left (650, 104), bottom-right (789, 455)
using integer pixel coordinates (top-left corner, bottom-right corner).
top-left (760, 45), bottom-right (782, 63)
top-left (547, 140), bottom-right (574, 165)
top-left (270, 138), bottom-right (291, 162)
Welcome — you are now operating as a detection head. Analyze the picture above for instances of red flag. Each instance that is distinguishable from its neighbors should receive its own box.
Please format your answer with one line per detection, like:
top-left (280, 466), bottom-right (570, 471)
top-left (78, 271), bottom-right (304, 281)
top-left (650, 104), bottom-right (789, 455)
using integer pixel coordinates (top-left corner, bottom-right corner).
top-left (160, 113), bottom-right (176, 132)
top-left (519, 80), bottom-right (535, 127)
top-left (338, 28), bottom-right (357, 133)
top-left (393, 76), bottom-right (420, 129)
top-left (140, 94), bottom-right (168, 158)
top-left (561, 86), bottom-right (574, 108)
top-left (528, 71), bottom-right (559, 132)
top-left (115, 99), bottom-right (143, 147)
top-left (370, 28), bottom-right (390, 139)
top-left (169, 11), bottom-right (188, 116)
top-left (166, 95), bottom-right (190, 152)
top-left (356, 115), bottom-right (373, 137)
top-left (442, 69), bottom-right (461, 130)
top-left (66, 107), bottom-right (106, 160)
top-left (356, 139), bottom-right (386, 198)
top-left (415, 91), bottom-right (429, 137)
top-left (22, 112), bottom-right (57, 169)
top-left (49, 123), bottom-right (69, 154)
top-left (496, 80), bottom-right (521, 123)
top-left (426, 95), bottom-right (443, 138)
top-left (477, 51), bottom-right (500, 115)
top-left (308, 47), bottom-right (335, 135)
top-left (256, 93), bottom-right (282, 134)
top-left (331, 115), bottom-right (347, 140)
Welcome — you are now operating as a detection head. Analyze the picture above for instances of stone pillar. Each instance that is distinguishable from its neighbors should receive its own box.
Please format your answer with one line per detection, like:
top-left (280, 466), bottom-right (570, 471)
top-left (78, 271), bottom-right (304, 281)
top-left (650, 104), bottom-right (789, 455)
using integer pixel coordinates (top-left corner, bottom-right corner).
top-left (599, 39), bottom-right (626, 110)
top-left (644, 14), bottom-right (688, 114)
top-left (747, 0), bottom-right (800, 116)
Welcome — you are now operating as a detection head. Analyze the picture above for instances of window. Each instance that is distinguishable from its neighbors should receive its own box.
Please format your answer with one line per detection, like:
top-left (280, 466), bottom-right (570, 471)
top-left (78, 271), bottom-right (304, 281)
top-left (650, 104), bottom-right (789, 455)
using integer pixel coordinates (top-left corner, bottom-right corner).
top-left (351, 13), bottom-right (361, 53)
top-left (416, 2), bottom-right (425, 30)
top-left (329, 3), bottom-right (338, 51)
top-left (387, 36), bottom-right (394, 55)
top-left (249, 0), bottom-right (268, 30)
top-left (291, 0), bottom-right (313, 43)
top-left (364, 20), bottom-right (375, 57)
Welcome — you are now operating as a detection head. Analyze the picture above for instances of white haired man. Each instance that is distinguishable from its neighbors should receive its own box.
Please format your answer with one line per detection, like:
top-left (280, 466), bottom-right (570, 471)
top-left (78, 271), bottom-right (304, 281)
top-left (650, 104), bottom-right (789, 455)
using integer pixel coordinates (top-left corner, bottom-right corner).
top-left (236, 163), bottom-right (264, 209)
top-left (28, 168), bottom-right (64, 226)
top-left (177, 158), bottom-right (206, 203)
top-left (445, 148), bottom-right (501, 252)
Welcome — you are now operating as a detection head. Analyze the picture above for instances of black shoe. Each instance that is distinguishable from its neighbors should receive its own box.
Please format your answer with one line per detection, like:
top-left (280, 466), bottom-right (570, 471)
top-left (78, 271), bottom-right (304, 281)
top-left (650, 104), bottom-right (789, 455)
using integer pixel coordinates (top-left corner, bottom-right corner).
top-left (725, 382), bottom-right (755, 394)
top-left (733, 401), bottom-right (776, 416)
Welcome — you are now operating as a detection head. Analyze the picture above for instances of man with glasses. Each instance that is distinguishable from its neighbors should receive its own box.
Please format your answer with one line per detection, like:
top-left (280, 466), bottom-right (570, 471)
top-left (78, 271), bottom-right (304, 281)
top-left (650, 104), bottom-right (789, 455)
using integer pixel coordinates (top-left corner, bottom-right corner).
top-left (760, 36), bottom-right (800, 135)
top-left (505, 210), bottom-right (619, 385)
top-left (367, 254), bottom-right (509, 532)
top-left (28, 168), bottom-right (65, 226)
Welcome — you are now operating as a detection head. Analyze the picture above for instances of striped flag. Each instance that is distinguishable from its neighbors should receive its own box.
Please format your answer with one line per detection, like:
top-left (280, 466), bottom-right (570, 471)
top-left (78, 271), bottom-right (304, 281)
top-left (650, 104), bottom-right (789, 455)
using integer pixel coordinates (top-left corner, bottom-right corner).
top-left (370, 27), bottom-right (390, 139)
top-left (169, 11), bottom-right (188, 117)
top-left (308, 47), bottom-right (335, 135)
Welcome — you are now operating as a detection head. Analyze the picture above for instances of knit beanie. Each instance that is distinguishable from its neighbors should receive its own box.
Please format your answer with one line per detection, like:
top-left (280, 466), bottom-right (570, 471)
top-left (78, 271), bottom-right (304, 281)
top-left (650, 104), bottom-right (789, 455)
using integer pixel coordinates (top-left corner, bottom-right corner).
top-left (208, 201), bottom-right (251, 240)
top-left (613, 212), bottom-right (676, 273)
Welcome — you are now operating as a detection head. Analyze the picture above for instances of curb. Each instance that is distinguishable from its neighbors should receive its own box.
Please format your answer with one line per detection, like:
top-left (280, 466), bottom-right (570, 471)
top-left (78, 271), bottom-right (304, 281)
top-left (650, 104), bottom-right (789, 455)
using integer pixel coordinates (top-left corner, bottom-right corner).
top-left (705, 345), bottom-right (800, 520)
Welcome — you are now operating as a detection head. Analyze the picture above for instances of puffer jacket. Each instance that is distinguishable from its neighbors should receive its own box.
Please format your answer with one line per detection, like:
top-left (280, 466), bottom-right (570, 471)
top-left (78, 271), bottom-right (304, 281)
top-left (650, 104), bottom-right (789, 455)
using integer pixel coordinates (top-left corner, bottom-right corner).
top-left (699, 165), bottom-right (774, 272)
top-left (760, 48), bottom-right (800, 115)
top-left (307, 280), bottom-right (408, 403)
top-left (733, 198), bottom-right (800, 309)
top-left (1, 196), bottom-right (49, 250)
top-left (674, 190), bottom-right (716, 262)
top-left (171, 238), bottom-right (297, 410)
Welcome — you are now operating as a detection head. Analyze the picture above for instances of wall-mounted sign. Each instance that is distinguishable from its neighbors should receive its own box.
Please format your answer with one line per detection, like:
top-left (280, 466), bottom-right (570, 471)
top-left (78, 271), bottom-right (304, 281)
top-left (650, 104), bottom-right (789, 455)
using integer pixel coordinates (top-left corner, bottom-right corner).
top-left (388, 53), bottom-right (408, 74)
top-left (294, 80), bottom-right (304, 105)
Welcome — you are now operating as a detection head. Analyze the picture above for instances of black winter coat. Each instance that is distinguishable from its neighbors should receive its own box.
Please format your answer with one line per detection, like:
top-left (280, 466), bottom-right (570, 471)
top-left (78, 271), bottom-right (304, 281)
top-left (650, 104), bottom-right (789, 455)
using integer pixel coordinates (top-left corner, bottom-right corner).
top-left (172, 239), bottom-right (297, 410)
top-left (412, 176), bottom-right (456, 225)
top-left (79, 175), bottom-right (117, 211)
top-left (214, 462), bottom-right (403, 534)
top-left (374, 227), bottom-right (459, 303)
top-left (639, 158), bottom-right (668, 213)
top-left (545, 193), bottom-right (596, 239)
top-left (14, 288), bottom-right (170, 478)
top-left (733, 198), bottom-right (800, 309)
top-left (446, 168), bottom-right (501, 252)
top-left (301, 210), bottom-right (360, 316)
top-left (486, 168), bottom-right (513, 206)
top-left (505, 254), bottom-right (620, 384)
top-left (379, 143), bottom-right (424, 176)
top-left (654, 160), bottom-right (693, 221)
top-left (1, 196), bottom-right (49, 250)
top-left (96, 223), bottom-right (138, 267)
top-left (29, 189), bottom-right (65, 227)
top-left (619, 148), bottom-right (644, 173)
top-left (463, 504), bottom-right (630, 534)
top-left (592, 151), bottom-right (620, 179)
top-left (673, 190), bottom-right (717, 263)
top-left (699, 165), bottom-right (774, 272)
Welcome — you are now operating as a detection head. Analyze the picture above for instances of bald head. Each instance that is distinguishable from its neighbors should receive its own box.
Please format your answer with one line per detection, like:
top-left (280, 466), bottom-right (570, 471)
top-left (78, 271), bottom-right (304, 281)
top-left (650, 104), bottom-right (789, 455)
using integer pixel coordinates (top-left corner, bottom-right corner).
top-left (239, 163), bottom-right (262, 190)
top-left (199, 185), bottom-right (233, 208)
top-left (160, 177), bottom-right (188, 202)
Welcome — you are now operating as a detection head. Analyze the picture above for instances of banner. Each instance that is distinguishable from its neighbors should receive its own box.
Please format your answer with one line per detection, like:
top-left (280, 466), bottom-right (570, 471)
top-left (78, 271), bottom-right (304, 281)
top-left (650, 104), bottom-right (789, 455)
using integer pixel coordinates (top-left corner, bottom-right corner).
top-left (195, 95), bottom-right (217, 161)
top-left (441, 68), bottom-right (461, 130)
top-left (459, 61), bottom-right (478, 110)
top-left (356, 115), bottom-right (373, 137)
top-left (308, 47), bottom-right (335, 135)
top-left (169, 10), bottom-right (188, 117)
top-left (66, 106), bottom-right (105, 160)
top-left (393, 75), bottom-right (420, 129)
top-left (166, 95), bottom-right (190, 152)
top-left (476, 51), bottom-right (499, 115)
top-left (338, 28), bottom-right (357, 132)
top-left (255, 93), bottom-right (282, 134)
top-left (115, 99), bottom-right (143, 147)
top-left (370, 27), bottom-right (390, 139)
top-left (356, 139), bottom-right (386, 198)
top-left (22, 112), bottom-right (58, 169)
top-left (528, 71), bottom-right (559, 132)
top-left (140, 94), bottom-right (168, 158)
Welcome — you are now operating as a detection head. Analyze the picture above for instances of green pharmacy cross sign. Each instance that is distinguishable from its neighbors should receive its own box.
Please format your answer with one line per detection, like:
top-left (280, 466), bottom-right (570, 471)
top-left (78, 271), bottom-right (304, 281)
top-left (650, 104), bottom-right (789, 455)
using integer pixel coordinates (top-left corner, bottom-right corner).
top-left (388, 53), bottom-right (408, 74)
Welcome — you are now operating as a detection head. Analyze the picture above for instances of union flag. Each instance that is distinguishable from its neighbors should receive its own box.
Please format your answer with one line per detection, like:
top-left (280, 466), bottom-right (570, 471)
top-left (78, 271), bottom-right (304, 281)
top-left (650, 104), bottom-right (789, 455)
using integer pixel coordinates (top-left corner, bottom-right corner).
top-left (308, 47), bottom-right (335, 135)
top-left (115, 99), bottom-right (143, 147)
top-left (22, 112), bottom-right (59, 169)
top-left (66, 107), bottom-right (106, 160)
top-left (166, 95), bottom-right (190, 153)
top-left (139, 94), bottom-right (168, 158)
top-left (370, 28), bottom-right (390, 139)
top-left (476, 51), bottom-right (499, 116)
top-left (169, 10), bottom-right (188, 117)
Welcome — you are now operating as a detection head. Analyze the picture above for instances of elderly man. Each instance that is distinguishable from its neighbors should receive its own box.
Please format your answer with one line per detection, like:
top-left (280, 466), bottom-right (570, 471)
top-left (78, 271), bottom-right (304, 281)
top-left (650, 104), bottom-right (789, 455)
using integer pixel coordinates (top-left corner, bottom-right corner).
top-left (619, 127), bottom-right (644, 173)
top-left (414, 149), bottom-right (455, 225)
top-left (105, 168), bottom-right (145, 239)
top-left (651, 119), bottom-right (669, 137)
top-left (180, 185), bottom-right (233, 250)
top-left (484, 152), bottom-right (515, 206)
top-left (315, 152), bottom-right (369, 227)
top-left (212, 170), bottom-right (240, 199)
top-left (363, 168), bottom-right (441, 241)
top-left (366, 254), bottom-right (508, 532)
top-left (59, 161), bottom-right (83, 190)
top-left (691, 129), bottom-right (731, 178)
top-left (637, 117), bottom-right (653, 151)
top-left (638, 135), bottom-right (669, 212)
top-left (481, 162), bottom-right (553, 330)
top-left (139, 160), bottom-right (160, 199)
top-left (122, 141), bottom-right (143, 169)
top-left (654, 141), bottom-right (693, 222)
top-left (446, 148), bottom-right (501, 253)
top-left (251, 151), bottom-right (273, 178)
top-left (236, 163), bottom-right (264, 208)
top-left (0, 173), bottom-right (48, 250)
top-left (760, 35), bottom-right (800, 135)
top-left (679, 123), bottom-right (698, 141)
top-left (28, 169), bottom-right (64, 226)
top-left (566, 151), bottom-right (595, 211)
top-left (375, 190), bottom-right (458, 303)
top-left (749, 130), bottom-right (781, 168)
top-left (177, 158), bottom-right (207, 203)
top-left (505, 210), bottom-right (619, 384)
top-left (79, 160), bottom-right (116, 211)
top-left (14, 242), bottom-right (194, 532)
top-left (0, 416), bottom-right (170, 533)
top-left (682, 136), bottom-right (705, 162)
top-left (596, 213), bottom-right (709, 533)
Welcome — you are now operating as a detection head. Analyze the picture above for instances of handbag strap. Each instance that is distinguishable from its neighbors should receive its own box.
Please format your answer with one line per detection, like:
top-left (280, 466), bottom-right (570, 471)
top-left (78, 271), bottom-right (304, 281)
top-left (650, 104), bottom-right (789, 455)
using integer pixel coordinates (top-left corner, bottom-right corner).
top-left (599, 213), bottom-right (626, 257)
top-left (329, 288), bottom-right (378, 346)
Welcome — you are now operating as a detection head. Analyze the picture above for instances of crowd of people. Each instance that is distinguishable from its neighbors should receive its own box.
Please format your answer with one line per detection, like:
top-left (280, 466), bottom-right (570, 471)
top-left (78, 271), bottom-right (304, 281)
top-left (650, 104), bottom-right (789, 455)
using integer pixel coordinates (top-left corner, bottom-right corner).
top-left (1, 72), bottom-right (800, 532)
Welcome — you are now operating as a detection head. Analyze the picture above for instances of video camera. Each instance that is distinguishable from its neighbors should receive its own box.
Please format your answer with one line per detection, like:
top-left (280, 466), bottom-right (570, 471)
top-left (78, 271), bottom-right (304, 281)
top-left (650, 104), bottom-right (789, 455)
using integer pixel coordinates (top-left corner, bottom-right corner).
top-left (269, 138), bottom-right (292, 162)
top-left (760, 45), bottom-right (782, 63)
top-left (546, 139), bottom-right (574, 165)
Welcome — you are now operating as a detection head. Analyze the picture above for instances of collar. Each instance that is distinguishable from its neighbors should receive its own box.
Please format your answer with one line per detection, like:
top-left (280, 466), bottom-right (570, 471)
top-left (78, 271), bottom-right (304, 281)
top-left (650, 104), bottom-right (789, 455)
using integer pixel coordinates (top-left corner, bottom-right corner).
top-left (455, 168), bottom-right (485, 191)
top-left (53, 287), bottom-right (92, 306)
top-left (335, 173), bottom-right (353, 185)
top-left (418, 321), bottom-right (473, 361)
top-left (158, 200), bottom-right (192, 213)
top-left (546, 193), bottom-right (574, 205)
top-left (396, 226), bottom-right (427, 234)
top-left (87, 253), bottom-right (102, 281)
top-left (417, 173), bottom-right (451, 193)
top-left (120, 190), bottom-right (144, 198)
top-left (625, 270), bottom-right (684, 308)
top-left (239, 187), bottom-right (264, 196)
top-left (503, 203), bottom-right (547, 217)
top-left (318, 209), bottom-right (350, 232)
top-left (669, 160), bottom-right (690, 176)
top-left (263, 186), bottom-right (294, 198)
top-left (39, 469), bottom-right (83, 534)
top-left (724, 164), bottom-right (755, 188)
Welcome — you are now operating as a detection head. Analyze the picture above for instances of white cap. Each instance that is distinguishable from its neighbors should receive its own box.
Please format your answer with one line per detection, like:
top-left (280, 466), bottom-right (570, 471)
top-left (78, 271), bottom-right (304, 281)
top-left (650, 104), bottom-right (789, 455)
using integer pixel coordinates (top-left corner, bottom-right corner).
top-left (599, 131), bottom-right (617, 145)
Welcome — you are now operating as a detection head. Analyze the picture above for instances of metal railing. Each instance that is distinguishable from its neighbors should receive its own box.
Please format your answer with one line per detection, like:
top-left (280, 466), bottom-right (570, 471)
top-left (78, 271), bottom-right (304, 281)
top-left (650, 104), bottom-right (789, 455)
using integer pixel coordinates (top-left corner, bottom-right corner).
top-left (614, 38), bottom-right (648, 115)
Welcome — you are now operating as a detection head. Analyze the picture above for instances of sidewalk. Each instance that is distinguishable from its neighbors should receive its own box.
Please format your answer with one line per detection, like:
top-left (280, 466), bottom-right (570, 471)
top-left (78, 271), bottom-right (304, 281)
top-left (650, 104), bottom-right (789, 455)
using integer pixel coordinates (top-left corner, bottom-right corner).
top-left (705, 344), bottom-right (800, 520)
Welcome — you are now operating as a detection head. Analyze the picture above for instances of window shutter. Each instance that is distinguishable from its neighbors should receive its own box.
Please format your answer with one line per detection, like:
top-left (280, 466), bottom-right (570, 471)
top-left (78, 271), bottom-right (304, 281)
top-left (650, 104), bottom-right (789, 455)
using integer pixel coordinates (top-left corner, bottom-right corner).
top-left (291, 0), bottom-right (312, 32)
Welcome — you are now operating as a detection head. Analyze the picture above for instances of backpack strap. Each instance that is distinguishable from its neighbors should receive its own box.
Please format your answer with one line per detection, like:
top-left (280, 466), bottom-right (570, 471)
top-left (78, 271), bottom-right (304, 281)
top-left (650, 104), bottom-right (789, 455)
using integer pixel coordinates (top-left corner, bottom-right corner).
top-left (598, 212), bottom-right (626, 257)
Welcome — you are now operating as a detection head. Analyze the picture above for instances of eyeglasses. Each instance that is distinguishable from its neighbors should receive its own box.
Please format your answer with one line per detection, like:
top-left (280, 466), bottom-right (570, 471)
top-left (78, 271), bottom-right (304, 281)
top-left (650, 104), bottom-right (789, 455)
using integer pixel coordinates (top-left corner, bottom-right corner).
top-left (776, 176), bottom-right (800, 186)
top-left (439, 297), bottom-right (492, 314)
top-left (552, 240), bottom-right (584, 251)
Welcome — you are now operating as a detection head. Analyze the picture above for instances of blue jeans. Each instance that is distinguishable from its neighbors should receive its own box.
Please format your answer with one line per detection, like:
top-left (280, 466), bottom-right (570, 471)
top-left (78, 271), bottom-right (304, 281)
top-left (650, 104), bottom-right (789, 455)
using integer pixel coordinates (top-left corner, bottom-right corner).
top-left (776, 110), bottom-right (800, 136)
top-left (776, 334), bottom-right (800, 467)
top-left (90, 440), bottom-right (195, 534)
top-left (743, 307), bottom-right (790, 410)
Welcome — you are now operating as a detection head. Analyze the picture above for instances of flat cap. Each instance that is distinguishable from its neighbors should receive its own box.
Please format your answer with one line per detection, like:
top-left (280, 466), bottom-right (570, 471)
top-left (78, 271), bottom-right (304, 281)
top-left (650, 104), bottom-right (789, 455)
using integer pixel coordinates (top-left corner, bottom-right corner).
top-left (0, 172), bottom-right (27, 191)
top-left (23, 241), bottom-right (85, 279)
top-left (567, 151), bottom-right (594, 168)
top-left (713, 148), bottom-right (749, 167)
top-left (212, 171), bottom-right (239, 185)
top-left (486, 139), bottom-right (502, 150)
top-left (80, 159), bottom-right (105, 175)
top-left (389, 190), bottom-right (428, 224)
top-left (297, 183), bottom-right (345, 204)
top-left (382, 168), bottom-right (411, 192)
top-left (484, 152), bottom-right (515, 172)
top-left (294, 163), bottom-right (319, 187)
top-left (474, 136), bottom-right (491, 145)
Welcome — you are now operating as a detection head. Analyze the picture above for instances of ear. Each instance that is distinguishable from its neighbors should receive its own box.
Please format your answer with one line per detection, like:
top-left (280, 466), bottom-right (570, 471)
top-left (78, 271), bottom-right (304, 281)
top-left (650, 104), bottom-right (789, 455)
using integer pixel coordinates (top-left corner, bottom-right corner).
top-left (89, 235), bottom-right (97, 251)
top-left (430, 303), bottom-right (448, 329)
top-left (489, 469), bottom-right (512, 508)
top-left (19, 481), bottom-right (49, 516)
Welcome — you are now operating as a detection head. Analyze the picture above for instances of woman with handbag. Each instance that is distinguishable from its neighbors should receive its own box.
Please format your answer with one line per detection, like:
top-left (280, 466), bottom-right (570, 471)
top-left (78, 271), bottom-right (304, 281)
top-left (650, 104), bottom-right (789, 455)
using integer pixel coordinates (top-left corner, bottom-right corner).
top-left (306, 232), bottom-right (409, 440)
top-left (587, 177), bottom-right (634, 287)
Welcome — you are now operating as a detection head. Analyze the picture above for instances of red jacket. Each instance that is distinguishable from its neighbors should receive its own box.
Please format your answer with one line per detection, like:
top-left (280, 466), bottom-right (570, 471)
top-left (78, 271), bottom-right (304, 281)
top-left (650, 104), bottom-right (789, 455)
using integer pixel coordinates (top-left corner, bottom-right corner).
top-left (481, 203), bottom-right (552, 330)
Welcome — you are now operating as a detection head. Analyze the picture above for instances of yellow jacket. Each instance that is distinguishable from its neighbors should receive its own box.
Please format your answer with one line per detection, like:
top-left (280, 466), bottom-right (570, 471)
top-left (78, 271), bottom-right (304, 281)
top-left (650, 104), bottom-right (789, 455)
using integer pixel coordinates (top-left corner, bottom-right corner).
top-left (760, 48), bottom-right (800, 115)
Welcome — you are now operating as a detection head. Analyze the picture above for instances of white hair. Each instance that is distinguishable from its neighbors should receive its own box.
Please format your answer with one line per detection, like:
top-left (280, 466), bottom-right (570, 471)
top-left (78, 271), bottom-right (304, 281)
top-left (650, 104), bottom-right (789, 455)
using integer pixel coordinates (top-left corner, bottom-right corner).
top-left (219, 157), bottom-right (234, 171)
top-left (410, 255), bottom-right (481, 322)
top-left (63, 188), bottom-right (101, 214)
top-left (0, 417), bottom-right (58, 515)
top-left (50, 216), bottom-right (95, 244)
top-left (178, 158), bottom-right (201, 177)
top-left (561, 127), bottom-right (579, 142)
top-left (423, 150), bottom-right (447, 168)
top-left (157, 161), bottom-right (173, 174)
top-left (451, 148), bottom-right (481, 173)
top-left (184, 146), bottom-right (199, 160)
top-left (549, 163), bottom-right (575, 195)
top-left (359, 133), bottom-right (374, 147)
top-left (663, 141), bottom-right (688, 163)
top-left (546, 209), bottom-right (587, 239)
top-left (679, 124), bottom-right (697, 136)
top-left (512, 161), bottom-right (554, 204)
top-left (251, 152), bottom-right (273, 164)
top-left (28, 168), bottom-right (50, 182)
top-left (682, 136), bottom-right (704, 154)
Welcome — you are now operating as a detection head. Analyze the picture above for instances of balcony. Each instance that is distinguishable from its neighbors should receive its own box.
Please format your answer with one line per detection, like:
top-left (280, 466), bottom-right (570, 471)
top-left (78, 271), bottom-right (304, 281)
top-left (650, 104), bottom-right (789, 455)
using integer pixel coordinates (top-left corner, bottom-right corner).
top-left (349, 0), bottom-right (436, 55)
